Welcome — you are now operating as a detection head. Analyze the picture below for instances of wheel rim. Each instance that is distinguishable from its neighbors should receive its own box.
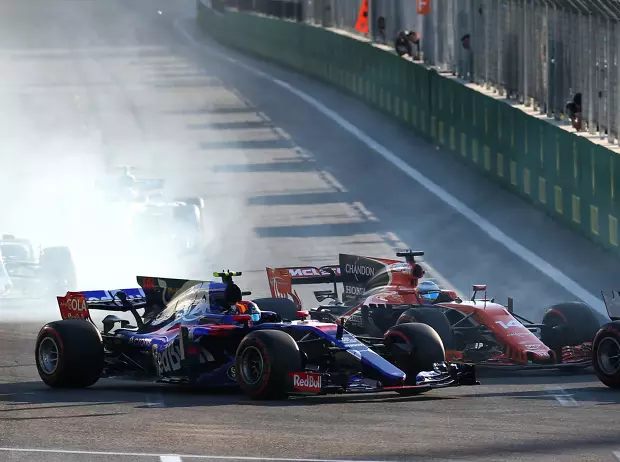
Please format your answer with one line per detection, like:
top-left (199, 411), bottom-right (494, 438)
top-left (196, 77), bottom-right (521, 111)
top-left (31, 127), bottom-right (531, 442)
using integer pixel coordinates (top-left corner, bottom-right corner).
top-left (597, 336), bottom-right (620, 375)
top-left (38, 337), bottom-right (59, 375)
top-left (239, 346), bottom-right (264, 386)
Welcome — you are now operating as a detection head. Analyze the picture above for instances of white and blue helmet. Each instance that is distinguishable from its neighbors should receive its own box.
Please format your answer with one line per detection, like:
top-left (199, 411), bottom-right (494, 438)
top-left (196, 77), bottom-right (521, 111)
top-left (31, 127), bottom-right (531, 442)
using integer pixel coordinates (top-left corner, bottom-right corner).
top-left (418, 280), bottom-right (441, 302)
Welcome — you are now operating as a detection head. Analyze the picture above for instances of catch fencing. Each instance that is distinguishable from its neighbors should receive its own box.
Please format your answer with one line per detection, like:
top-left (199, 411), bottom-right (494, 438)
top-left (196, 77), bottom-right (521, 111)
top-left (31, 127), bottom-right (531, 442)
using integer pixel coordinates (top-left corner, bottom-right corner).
top-left (298, 0), bottom-right (620, 145)
top-left (201, 1), bottom-right (620, 257)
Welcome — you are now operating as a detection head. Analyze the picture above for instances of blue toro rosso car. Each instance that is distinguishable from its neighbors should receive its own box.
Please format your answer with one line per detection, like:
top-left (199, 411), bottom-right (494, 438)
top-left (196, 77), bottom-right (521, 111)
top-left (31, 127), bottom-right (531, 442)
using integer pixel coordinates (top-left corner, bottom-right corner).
top-left (34, 272), bottom-right (478, 399)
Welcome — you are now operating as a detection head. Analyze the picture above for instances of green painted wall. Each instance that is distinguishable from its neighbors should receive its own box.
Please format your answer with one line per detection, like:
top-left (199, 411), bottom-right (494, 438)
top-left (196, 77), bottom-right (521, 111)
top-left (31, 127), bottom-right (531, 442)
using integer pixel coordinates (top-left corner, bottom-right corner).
top-left (197, 3), bottom-right (620, 253)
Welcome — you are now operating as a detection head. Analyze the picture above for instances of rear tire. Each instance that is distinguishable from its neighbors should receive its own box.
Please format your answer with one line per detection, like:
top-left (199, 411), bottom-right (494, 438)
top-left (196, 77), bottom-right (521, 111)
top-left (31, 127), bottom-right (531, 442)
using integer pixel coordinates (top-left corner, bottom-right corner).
top-left (253, 298), bottom-right (299, 322)
top-left (592, 321), bottom-right (620, 388)
top-left (384, 322), bottom-right (445, 385)
top-left (235, 330), bottom-right (302, 399)
top-left (35, 320), bottom-right (103, 388)
top-left (173, 204), bottom-right (203, 251)
top-left (541, 302), bottom-right (600, 360)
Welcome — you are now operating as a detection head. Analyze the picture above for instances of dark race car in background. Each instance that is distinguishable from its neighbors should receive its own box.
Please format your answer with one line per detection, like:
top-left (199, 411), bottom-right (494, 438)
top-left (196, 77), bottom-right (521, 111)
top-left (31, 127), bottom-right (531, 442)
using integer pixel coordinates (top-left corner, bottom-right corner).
top-left (34, 272), bottom-right (478, 399)
top-left (96, 166), bottom-right (205, 255)
top-left (0, 234), bottom-right (76, 299)
top-left (265, 250), bottom-right (601, 370)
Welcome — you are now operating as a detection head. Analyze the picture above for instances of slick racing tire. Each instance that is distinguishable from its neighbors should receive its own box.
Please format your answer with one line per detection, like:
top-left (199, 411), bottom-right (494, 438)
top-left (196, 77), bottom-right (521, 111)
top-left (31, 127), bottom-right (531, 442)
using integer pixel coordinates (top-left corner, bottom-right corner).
top-left (592, 321), bottom-right (620, 388)
top-left (235, 330), bottom-right (302, 399)
top-left (384, 322), bottom-right (445, 385)
top-left (35, 320), bottom-right (103, 388)
top-left (39, 247), bottom-right (77, 293)
top-left (174, 203), bottom-right (202, 229)
top-left (541, 302), bottom-right (600, 360)
top-left (396, 307), bottom-right (455, 350)
top-left (253, 298), bottom-right (299, 322)
top-left (173, 203), bottom-right (203, 250)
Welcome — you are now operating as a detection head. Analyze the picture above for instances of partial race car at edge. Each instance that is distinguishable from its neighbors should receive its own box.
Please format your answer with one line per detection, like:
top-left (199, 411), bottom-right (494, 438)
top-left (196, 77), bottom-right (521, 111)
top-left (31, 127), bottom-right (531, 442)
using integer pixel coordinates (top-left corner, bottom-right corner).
top-left (265, 250), bottom-right (602, 371)
top-left (34, 271), bottom-right (478, 399)
top-left (592, 291), bottom-right (620, 387)
top-left (0, 234), bottom-right (77, 299)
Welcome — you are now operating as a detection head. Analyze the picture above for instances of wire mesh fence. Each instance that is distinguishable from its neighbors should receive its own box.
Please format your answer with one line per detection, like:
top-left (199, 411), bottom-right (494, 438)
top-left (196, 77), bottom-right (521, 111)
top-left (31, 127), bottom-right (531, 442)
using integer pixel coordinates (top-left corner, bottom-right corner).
top-left (225, 0), bottom-right (620, 143)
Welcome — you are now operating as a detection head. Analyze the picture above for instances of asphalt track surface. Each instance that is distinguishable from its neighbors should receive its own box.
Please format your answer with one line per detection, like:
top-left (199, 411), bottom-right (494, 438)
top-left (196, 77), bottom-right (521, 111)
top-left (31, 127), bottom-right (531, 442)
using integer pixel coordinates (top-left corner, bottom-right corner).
top-left (1, 0), bottom-right (620, 460)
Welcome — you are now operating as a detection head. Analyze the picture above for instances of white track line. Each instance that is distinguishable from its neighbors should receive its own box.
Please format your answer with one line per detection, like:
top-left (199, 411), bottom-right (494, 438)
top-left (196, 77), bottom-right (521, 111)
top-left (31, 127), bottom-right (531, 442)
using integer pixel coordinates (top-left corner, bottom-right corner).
top-left (0, 447), bottom-right (403, 461)
top-left (173, 18), bottom-right (606, 316)
top-left (545, 387), bottom-right (580, 407)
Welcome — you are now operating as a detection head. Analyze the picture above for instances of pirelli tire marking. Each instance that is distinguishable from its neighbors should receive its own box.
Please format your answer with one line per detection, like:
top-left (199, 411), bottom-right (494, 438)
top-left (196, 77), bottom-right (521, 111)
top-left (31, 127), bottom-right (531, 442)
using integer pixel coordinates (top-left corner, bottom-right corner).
top-left (152, 342), bottom-right (215, 375)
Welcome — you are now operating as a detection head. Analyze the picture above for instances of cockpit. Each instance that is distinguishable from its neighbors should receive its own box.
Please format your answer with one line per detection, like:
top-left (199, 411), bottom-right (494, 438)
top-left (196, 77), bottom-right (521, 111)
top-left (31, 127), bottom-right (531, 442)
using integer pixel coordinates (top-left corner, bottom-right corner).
top-left (143, 278), bottom-right (248, 329)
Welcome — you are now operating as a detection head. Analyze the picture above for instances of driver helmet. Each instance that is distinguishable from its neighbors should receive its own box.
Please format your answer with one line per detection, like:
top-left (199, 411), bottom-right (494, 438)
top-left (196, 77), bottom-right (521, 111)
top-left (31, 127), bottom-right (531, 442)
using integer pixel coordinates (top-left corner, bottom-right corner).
top-left (236, 301), bottom-right (261, 322)
top-left (417, 280), bottom-right (441, 303)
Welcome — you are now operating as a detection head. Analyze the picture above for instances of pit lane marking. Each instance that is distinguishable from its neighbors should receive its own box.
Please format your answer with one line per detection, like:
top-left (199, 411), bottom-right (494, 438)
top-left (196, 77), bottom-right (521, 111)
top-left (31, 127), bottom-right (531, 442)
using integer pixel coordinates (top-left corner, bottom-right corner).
top-left (173, 17), bottom-right (605, 316)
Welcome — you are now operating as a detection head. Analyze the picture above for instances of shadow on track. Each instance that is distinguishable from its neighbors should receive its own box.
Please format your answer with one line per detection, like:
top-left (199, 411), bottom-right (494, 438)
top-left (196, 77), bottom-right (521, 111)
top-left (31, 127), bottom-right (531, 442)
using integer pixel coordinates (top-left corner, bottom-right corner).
top-left (0, 379), bottom-right (456, 412)
top-left (352, 432), bottom-right (620, 461)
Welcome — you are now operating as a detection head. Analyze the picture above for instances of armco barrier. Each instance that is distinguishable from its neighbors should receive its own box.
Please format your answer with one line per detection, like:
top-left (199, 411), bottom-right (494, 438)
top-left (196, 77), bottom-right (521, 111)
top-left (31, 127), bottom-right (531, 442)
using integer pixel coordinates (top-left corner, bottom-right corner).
top-left (197, 3), bottom-right (620, 255)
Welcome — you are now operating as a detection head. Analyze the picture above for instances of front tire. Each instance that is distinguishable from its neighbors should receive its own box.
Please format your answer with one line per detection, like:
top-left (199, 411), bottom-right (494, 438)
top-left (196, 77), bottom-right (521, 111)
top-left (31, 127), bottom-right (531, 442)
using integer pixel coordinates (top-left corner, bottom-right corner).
top-left (384, 322), bottom-right (445, 385)
top-left (235, 330), bottom-right (302, 399)
top-left (592, 321), bottom-right (620, 388)
top-left (541, 302), bottom-right (600, 360)
top-left (35, 320), bottom-right (103, 388)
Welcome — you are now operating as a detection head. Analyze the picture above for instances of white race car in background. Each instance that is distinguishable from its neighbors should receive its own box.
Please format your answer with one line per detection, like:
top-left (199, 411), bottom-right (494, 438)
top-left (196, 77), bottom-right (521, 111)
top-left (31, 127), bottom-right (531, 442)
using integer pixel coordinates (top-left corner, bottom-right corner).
top-left (97, 166), bottom-right (205, 255)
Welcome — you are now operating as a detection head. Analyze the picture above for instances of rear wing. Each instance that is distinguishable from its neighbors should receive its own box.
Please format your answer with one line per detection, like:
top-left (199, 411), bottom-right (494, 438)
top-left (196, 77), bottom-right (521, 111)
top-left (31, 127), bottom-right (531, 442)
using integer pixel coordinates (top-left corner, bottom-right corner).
top-left (266, 266), bottom-right (342, 310)
top-left (265, 252), bottom-right (409, 309)
top-left (268, 266), bottom-right (343, 286)
top-left (602, 291), bottom-right (620, 320)
top-left (57, 276), bottom-right (211, 323)
top-left (57, 288), bottom-right (146, 322)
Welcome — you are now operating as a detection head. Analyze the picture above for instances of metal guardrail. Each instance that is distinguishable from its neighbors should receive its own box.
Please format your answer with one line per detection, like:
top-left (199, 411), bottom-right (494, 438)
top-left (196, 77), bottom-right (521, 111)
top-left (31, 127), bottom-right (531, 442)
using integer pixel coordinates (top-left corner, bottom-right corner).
top-left (299, 0), bottom-right (620, 144)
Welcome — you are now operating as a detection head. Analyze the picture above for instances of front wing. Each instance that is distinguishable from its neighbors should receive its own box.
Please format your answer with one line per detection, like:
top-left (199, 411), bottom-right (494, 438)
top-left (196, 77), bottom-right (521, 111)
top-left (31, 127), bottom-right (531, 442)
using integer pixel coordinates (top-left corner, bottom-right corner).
top-left (287, 362), bottom-right (478, 395)
top-left (449, 343), bottom-right (593, 371)
top-left (473, 359), bottom-right (592, 371)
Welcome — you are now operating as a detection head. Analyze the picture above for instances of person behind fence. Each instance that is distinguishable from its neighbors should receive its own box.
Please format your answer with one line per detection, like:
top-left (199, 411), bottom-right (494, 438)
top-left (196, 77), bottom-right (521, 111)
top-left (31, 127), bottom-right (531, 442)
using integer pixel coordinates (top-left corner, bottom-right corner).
top-left (394, 30), bottom-right (420, 60)
top-left (565, 93), bottom-right (582, 131)
top-left (377, 16), bottom-right (386, 44)
top-left (461, 34), bottom-right (471, 50)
